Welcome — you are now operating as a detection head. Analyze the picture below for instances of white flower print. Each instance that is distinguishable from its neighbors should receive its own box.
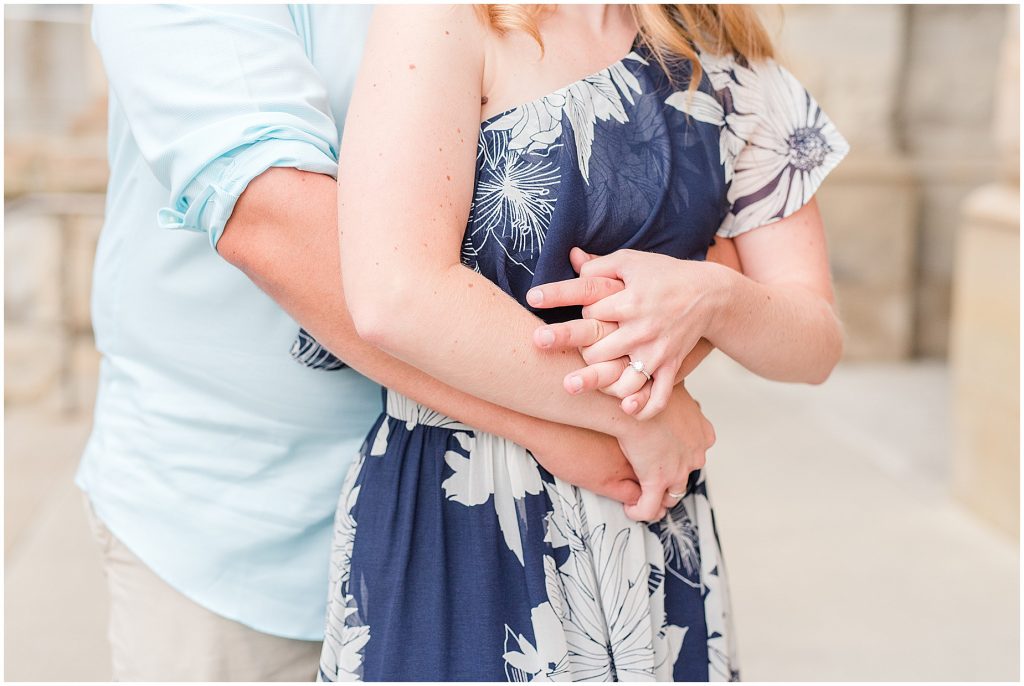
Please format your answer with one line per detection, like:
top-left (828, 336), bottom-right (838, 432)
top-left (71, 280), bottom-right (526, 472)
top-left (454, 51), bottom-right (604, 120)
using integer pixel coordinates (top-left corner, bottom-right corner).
top-left (542, 484), bottom-right (656, 681)
top-left (689, 476), bottom-right (741, 681)
top-left (660, 501), bottom-right (701, 584)
top-left (503, 602), bottom-right (571, 682)
top-left (470, 143), bottom-right (560, 273)
top-left (643, 526), bottom-right (688, 680)
top-left (664, 88), bottom-right (749, 185)
top-left (486, 53), bottom-right (646, 183)
top-left (385, 391), bottom-right (468, 431)
top-left (321, 454), bottom-right (371, 682)
top-left (665, 51), bottom-right (849, 239)
top-left (722, 59), bottom-right (848, 236)
top-left (441, 431), bottom-right (545, 565)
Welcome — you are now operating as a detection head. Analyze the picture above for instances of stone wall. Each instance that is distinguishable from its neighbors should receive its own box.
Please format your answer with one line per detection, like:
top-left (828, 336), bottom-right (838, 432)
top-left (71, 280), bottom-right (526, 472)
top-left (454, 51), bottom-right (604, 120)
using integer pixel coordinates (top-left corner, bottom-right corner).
top-left (763, 4), bottom-right (1009, 359)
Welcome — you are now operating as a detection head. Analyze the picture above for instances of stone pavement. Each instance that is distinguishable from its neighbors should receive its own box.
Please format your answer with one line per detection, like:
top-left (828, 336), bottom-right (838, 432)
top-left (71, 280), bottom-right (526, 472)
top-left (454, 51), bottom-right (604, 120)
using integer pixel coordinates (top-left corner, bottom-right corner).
top-left (4, 353), bottom-right (1019, 681)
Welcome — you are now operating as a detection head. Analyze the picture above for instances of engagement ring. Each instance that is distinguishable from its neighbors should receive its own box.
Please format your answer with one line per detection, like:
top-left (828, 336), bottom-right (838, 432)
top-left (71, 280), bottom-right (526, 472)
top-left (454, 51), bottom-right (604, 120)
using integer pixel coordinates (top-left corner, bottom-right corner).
top-left (628, 358), bottom-right (652, 381)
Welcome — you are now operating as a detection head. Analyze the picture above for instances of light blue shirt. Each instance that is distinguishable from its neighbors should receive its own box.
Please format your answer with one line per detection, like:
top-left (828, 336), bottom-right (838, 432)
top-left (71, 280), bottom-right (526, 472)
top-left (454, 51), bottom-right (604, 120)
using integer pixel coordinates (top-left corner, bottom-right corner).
top-left (77, 5), bottom-right (381, 641)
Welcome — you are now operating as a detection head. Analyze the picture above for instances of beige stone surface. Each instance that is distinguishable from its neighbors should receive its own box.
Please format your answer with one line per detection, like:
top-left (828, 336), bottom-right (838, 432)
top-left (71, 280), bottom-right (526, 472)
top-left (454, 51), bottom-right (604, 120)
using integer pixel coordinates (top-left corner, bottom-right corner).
top-left (817, 153), bottom-right (919, 360)
top-left (4, 324), bottom-right (64, 406)
top-left (68, 214), bottom-right (103, 334)
top-left (993, 6), bottom-right (1020, 181)
top-left (948, 183), bottom-right (1020, 538)
top-left (4, 212), bottom-right (62, 324)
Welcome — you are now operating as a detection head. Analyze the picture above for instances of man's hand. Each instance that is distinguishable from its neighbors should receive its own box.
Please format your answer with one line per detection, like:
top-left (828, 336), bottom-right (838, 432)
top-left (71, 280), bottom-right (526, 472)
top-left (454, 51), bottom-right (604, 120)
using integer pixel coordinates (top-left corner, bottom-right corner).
top-left (528, 427), bottom-right (641, 506)
top-left (616, 383), bottom-right (715, 522)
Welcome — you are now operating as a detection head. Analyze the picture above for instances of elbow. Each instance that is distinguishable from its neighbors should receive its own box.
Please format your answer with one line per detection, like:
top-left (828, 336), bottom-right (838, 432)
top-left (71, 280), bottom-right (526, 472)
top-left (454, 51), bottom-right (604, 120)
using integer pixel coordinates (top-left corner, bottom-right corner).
top-left (348, 302), bottom-right (392, 347)
top-left (805, 314), bottom-right (845, 385)
top-left (344, 279), bottom-right (414, 351)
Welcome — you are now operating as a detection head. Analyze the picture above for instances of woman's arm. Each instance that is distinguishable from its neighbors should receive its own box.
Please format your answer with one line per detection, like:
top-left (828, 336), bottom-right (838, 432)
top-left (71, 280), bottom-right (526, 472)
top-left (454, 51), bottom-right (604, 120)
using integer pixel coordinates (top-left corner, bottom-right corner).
top-left (526, 198), bottom-right (843, 418)
top-left (338, 6), bottom-right (639, 438)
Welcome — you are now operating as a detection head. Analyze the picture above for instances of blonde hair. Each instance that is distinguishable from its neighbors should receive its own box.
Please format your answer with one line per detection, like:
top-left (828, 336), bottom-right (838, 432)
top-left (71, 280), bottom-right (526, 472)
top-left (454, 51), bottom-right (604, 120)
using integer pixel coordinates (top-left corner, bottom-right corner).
top-left (474, 4), bottom-right (775, 91)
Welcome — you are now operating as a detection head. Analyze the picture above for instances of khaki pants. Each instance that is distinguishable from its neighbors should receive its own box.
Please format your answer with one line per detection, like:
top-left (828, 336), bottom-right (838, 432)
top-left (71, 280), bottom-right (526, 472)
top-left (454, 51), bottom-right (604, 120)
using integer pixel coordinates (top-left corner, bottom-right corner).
top-left (83, 496), bottom-right (322, 681)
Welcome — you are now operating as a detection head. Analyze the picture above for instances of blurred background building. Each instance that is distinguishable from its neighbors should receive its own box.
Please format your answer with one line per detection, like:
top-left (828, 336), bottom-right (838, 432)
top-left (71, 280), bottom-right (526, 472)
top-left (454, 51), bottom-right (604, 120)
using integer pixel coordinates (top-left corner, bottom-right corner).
top-left (4, 4), bottom-right (1019, 681)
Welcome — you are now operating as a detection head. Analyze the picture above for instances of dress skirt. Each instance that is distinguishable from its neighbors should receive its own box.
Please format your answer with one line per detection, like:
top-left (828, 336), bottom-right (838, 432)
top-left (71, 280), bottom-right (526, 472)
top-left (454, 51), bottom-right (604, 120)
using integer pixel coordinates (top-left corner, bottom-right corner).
top-left (318, 390), bottom-right (740, 682)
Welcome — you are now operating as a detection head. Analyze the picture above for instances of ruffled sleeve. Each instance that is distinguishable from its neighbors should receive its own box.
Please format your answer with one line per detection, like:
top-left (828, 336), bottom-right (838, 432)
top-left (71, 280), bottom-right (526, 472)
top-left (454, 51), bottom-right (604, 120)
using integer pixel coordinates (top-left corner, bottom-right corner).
top-left (711, 55), bottom-right (850, 238)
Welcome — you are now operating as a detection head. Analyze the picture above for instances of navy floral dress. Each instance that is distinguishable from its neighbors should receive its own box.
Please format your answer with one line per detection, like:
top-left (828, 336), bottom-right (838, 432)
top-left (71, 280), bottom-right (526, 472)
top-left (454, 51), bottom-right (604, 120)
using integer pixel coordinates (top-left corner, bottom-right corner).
top-left (304, 43), bottom-right (848, 682)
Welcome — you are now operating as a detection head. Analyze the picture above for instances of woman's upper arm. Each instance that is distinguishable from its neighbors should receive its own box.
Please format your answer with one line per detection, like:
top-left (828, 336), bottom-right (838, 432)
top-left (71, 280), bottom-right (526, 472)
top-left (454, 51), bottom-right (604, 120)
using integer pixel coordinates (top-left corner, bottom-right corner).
top-left (337, 5), bottom-right (485, 317)
top-left (732, 197), bottom-right (836, 304)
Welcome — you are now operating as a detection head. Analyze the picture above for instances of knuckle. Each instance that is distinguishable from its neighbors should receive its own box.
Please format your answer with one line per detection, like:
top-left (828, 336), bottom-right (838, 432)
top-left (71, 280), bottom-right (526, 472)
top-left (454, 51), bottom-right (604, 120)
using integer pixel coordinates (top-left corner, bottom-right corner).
top-left (705, 423), bottom-right (717, 449)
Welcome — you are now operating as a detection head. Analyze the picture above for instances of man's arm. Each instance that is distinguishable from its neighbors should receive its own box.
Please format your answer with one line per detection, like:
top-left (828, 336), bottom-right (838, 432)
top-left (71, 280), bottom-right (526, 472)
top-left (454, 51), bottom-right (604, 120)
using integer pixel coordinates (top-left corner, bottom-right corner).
top-left (218, 168), bottom-right (641, 504)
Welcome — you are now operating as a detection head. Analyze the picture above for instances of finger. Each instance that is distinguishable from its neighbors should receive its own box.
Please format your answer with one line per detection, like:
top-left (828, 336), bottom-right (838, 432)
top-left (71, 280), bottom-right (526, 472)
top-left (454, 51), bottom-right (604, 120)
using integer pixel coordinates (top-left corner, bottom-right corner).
top-left (624, 482), bottom-right (665, 522)
top-left (525, 276), bottom-right (624, 310)
top-left (635, 371), bottom-right (676, 421)
top-left (607, 479), bottom-right (642, 507)
top-left (580, 290), bottom-right (632, 323)
top-left (580, 326), bottom-right (650, 366)
top-left (661, 485), bottom-right (688, 509)
top-left (578, 250), bottom-right (631, 279)
top-left (533, 319), bottom-right (618, 351)
top-left (599, 364), bottom-right (648, 399)
top-left (621, 384), bottom-right (652, 416)
top-left (564, 359), bottom-right (630, 394)
top-left (569, 247), bottom-right (598, 274)
top-left (702, 415), bottom-right (717, 450)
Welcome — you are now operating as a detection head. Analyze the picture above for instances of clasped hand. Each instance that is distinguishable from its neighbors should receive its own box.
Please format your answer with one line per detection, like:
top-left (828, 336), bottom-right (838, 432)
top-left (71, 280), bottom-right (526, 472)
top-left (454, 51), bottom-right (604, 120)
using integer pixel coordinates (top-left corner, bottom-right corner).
top-left (526, 246), bottom-right (732, 521)
top-left (527, 246), bottom-right (732, 419)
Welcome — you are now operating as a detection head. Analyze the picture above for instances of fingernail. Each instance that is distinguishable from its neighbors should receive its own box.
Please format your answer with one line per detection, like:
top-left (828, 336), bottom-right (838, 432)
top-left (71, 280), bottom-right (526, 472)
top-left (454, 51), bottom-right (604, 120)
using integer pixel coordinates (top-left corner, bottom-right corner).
top-left (538, 329), bottom-right (555, 347)
top-left (526, 288), bottom-right (543, 306)
top-left (625, 399), bottom-right (638, 413)
top-left (568, 375), bottom-right (583, 393)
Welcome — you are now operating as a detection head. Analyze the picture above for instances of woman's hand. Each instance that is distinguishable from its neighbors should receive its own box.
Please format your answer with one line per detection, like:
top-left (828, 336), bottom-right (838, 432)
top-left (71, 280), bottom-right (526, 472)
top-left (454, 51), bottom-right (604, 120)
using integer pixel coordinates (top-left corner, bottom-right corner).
top-left (615, 383), bottom-right (716, 522)
top-left (529, 245), bottom-right (740, 420)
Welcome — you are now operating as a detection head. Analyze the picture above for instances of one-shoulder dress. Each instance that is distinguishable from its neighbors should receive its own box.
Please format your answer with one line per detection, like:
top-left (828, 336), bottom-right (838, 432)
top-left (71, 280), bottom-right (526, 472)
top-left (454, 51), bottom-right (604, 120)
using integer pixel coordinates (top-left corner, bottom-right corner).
top-left (299, 43), bottom-right (849, 682)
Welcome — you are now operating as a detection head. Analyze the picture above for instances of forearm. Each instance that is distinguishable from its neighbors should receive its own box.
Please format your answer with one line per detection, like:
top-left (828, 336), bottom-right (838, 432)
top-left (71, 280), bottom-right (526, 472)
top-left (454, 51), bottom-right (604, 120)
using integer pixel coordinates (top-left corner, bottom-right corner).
top-left (351, 258), bottom-right (637, 438)
top-left (218, 169), bottom-right (594, 448)
top-left (709, 267), bottom-right (843, 383)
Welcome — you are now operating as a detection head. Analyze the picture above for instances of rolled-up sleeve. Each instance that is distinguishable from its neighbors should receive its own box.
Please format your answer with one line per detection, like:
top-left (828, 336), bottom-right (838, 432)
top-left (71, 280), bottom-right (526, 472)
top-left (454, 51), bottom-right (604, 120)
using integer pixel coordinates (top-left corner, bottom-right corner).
top-left (93, 5), bottom-right (339, 248)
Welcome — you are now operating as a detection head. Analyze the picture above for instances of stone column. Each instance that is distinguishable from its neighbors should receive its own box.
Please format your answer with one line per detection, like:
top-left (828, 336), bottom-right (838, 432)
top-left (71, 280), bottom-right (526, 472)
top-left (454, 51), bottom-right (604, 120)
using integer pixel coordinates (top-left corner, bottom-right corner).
top-left (947, 4), bottom-right (1019, 538)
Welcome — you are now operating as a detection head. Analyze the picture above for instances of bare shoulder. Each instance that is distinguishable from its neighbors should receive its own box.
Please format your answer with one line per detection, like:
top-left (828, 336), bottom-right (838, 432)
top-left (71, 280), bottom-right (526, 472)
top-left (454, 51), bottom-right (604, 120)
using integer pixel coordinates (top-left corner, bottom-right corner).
top-left (365, 5), bottom-right (486, 73)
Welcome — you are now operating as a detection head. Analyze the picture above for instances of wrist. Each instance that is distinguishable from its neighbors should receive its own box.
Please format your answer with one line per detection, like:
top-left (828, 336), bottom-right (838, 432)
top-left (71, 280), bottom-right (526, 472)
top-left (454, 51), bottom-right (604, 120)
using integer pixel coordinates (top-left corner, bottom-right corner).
top-left (704, 262), bottom-right (743, 344)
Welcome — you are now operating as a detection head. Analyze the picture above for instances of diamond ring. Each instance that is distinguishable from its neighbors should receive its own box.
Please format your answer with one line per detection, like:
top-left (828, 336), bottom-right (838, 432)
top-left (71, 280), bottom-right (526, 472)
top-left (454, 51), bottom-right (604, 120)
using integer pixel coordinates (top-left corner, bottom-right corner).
top-left (628, 359), bottom-right (652, 381)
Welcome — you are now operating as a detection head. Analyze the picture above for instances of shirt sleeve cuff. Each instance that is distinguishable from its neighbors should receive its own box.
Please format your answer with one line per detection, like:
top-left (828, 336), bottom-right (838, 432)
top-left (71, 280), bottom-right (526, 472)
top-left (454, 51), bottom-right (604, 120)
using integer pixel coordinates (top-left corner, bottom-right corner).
top-left (155, 138), bottom-right (339, 249)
